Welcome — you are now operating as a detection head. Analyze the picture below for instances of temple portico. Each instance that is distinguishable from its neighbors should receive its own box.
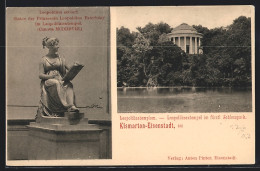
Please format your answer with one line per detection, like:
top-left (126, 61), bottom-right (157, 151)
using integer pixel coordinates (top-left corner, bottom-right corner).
top-left (168, 23), bottom-right (203, 54)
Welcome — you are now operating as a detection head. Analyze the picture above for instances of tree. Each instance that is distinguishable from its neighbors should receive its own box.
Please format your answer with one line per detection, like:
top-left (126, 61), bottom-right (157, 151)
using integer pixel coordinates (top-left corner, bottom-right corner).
top-left (117, 27), bottom-right (137, 86)
top-left (117, 26), bottom-right (136, 47)
top-left (226, 16), bottom-right (251, 86)
top-left (194, 16), bottom-right (251, 87)
top-left (147, 41), bottom-right (186, 86)
top-left (132, 33), bottom-right (153, 86)
top-left (117, 27), bottom-right (136, 61)
top-left (136, 22), bottom-right (172, 46)
top-left (117, 16), bottom-right (251, 87)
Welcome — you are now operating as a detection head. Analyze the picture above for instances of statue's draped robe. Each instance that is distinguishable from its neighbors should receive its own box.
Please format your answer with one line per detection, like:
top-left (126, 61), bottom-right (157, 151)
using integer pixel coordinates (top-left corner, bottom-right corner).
top-left (36, 56), bottom-right (75, 118)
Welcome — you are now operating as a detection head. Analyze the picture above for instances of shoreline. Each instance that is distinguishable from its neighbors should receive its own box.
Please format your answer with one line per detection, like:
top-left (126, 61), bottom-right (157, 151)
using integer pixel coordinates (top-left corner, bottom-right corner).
top-left (117, 86), bottom-right (252, 89)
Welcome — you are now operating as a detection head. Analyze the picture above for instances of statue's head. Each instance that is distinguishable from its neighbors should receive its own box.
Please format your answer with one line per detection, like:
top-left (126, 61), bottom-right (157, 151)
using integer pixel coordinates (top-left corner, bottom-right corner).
top-left (42, 37), bottom-right (60, 52)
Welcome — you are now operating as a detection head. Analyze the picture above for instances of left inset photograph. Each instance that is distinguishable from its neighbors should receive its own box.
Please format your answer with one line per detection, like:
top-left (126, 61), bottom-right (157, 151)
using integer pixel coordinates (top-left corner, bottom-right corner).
top-left (6, 7), bottom-right (111, 160)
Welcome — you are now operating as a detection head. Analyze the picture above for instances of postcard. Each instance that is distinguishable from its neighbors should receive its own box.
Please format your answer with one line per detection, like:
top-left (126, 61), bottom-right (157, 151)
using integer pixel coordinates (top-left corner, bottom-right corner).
top-left (6, 5), bottom-right (255, 166)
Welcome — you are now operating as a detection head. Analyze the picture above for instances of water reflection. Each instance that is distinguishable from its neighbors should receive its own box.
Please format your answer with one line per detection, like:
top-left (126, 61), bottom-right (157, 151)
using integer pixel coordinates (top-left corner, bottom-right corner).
top-left (117, 87), bottom-right (252, 113)
top-left (118, 87), bottom-right (252, 97)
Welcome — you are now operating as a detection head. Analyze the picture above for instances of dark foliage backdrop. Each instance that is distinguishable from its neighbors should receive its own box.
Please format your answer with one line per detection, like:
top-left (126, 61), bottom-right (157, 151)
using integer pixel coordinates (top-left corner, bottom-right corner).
top-left (117, 16), bottom-right (251, 87)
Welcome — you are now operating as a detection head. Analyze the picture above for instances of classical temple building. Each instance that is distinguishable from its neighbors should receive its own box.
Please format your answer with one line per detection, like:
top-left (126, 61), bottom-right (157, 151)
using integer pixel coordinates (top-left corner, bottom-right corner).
top-left (168, 23), bottom-right (203, 54)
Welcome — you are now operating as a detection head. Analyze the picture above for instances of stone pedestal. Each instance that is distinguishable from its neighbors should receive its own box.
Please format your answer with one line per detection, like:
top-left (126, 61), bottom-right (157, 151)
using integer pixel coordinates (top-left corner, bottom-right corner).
top-left (28, 112), bottom-right (103, 160)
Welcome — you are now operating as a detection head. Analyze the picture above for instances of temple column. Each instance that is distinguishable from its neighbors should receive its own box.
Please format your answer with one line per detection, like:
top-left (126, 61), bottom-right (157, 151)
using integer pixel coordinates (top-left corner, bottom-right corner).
top-left (199, 38), bottom-right (201, 47)
top-left (184, 36), bottom-right (186, 53)
top-left (178, 37), bottom-right (180, 47)
top-left (173, 37), bottom-right (175, 44)
top-left (195, 37), bottom-right (198, 54)
top-left (190, 36), bottom-right (193, 54)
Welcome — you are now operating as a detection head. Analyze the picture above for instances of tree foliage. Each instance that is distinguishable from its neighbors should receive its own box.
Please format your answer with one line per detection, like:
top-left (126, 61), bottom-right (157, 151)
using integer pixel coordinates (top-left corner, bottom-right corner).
top-left (117, 16), bottom-right (251, 87)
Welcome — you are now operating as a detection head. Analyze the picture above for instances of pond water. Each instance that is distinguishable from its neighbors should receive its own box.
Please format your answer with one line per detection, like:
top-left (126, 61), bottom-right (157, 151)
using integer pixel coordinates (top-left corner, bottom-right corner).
top-left (117, 87), bottom-right (252, 113)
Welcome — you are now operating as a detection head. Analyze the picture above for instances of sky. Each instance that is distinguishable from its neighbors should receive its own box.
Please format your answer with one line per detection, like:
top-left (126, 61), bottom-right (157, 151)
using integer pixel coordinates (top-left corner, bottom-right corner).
top-left (114, 6), bottom-right (253, 32)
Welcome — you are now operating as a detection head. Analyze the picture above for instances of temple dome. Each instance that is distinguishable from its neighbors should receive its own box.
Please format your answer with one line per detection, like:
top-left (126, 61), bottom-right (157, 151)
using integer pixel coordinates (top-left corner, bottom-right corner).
top-left (169, 23), bottom-right (202, 36)
top-left (167, 23), bottom-right (203, 54)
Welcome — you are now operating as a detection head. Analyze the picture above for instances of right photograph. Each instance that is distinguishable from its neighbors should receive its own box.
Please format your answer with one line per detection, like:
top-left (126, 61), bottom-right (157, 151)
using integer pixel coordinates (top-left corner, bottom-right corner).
top-left (116, 6), bottom-right (253, 113)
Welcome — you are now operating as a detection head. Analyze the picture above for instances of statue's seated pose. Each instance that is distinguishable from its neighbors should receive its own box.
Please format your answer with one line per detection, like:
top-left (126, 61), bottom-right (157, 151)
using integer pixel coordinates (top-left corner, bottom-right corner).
top-left (36, 37), bottom-right (80, 119)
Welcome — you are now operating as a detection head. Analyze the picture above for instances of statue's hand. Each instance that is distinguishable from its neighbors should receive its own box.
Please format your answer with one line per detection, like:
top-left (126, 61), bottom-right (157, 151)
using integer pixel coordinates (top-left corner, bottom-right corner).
top-left (73, 61), bottom-right (81, 66)
top-left (73, 61), bottom-right (79, 66)
top-left (50, 71), bottom-right (59, 79)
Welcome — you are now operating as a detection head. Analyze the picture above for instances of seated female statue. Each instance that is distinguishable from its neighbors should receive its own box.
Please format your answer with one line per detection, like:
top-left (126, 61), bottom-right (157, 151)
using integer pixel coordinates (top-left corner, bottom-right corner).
top-left (36, 37), bottom-right (79, 119)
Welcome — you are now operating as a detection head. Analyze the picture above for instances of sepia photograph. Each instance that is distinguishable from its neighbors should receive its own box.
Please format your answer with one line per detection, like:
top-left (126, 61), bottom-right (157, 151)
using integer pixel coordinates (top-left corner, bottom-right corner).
top-left (6, 7), bottom-right (111, 161)
top-left (116, 6), bottom-right (253, 113)
top-left (5, 4), bottom-right (255, 166)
